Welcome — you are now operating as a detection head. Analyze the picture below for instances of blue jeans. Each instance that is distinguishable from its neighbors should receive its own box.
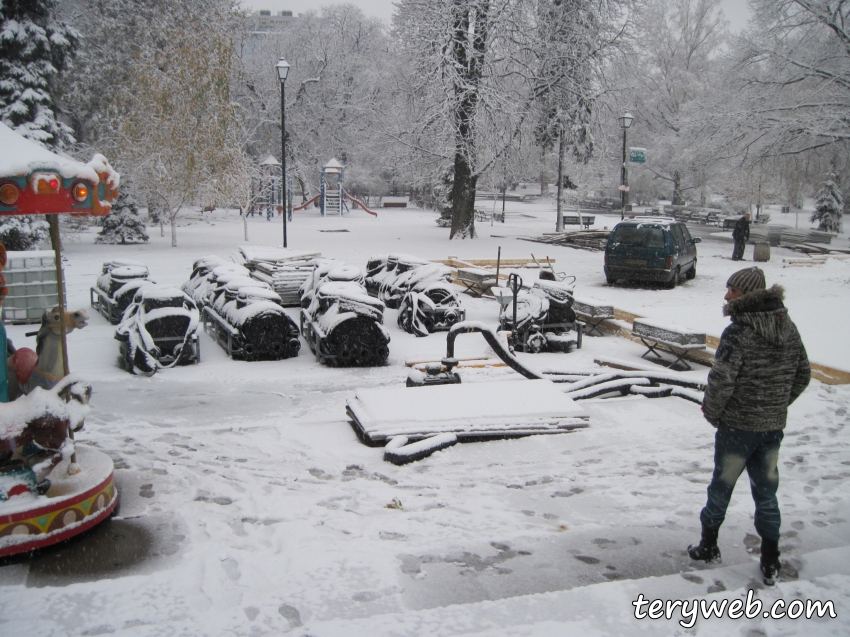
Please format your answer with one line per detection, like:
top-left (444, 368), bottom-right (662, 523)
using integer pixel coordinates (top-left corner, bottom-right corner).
top-left (700, 426), bottom-right (783, 541)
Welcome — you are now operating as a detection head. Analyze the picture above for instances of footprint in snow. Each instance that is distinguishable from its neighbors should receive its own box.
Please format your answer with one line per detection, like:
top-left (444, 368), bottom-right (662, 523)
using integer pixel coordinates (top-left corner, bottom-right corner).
top-left (221, 557), bottom-right (240, 581)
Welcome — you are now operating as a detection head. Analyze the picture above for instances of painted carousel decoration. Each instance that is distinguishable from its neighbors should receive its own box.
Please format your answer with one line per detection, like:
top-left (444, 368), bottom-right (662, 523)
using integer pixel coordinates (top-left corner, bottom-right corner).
top-left (0, 121), bottom-right (119, 557)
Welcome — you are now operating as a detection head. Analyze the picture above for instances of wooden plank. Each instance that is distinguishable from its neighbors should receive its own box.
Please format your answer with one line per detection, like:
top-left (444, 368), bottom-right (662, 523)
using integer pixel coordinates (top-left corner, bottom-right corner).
top-left (437, 258), bottom-right (554, 267)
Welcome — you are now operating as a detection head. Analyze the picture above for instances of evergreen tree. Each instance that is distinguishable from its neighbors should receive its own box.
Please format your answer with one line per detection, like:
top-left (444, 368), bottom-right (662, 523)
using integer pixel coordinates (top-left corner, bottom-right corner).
top-left (0, 0), bottom-right (78, 148)
top-left (811, 174), bottom-right (843, 233)
top-left (0, 216), bottom-right (50, 251)
top-left (95, 190), bottom-right (149, 245)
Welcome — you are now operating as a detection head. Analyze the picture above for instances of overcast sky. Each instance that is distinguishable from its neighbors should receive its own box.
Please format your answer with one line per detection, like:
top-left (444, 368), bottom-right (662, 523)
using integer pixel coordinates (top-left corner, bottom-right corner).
top-left (242, 0), bottom-right (751, 31)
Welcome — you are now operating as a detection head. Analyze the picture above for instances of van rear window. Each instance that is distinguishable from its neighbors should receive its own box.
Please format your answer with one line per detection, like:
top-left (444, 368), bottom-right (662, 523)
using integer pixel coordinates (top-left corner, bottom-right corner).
top-left (610, 226), bottom-right (666, 248)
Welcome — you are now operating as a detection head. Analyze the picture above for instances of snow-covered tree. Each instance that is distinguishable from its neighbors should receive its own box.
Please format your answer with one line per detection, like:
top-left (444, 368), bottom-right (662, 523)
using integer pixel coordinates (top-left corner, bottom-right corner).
top-left (0, 216), bottom-right (50, 251)
top-left (393, 0), bottom-right (537, 239)
top-left (0, 0), bottom-right (78, 148)
top-left (95, 190), bottom-right (149, 245)
top-left (624, 0), bottom-right (727, 205)
top-left (111, 5), bottom-right (244, 247)
top-left (533, 0), bottom-right (627, 231)
top-left (811, 173), bottom-right (843, 232)
top-left (715, 1), bottom-right (850, 160)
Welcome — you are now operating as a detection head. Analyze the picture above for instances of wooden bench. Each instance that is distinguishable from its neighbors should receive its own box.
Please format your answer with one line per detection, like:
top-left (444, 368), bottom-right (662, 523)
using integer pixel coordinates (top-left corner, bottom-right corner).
top-left (572, 298), bottom-right (614, 336)
top-left (382, 196), bottom-right (409, 208)
top-left (456, 267), bottom-right (497, 297)
top-left (633, 319), bottom-right (706, 371)
top-left (563, 215), bottom-right (595, 229)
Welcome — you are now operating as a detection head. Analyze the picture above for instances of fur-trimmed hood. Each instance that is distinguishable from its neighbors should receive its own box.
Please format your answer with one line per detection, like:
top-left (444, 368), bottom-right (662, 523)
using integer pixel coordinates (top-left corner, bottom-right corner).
top-left (724, 284), bottom-right (792, 346)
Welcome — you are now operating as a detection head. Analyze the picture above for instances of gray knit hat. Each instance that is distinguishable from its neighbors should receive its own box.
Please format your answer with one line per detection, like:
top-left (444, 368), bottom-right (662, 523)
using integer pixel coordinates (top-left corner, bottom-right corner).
top-left (726, 267), bottom-right (766, 294)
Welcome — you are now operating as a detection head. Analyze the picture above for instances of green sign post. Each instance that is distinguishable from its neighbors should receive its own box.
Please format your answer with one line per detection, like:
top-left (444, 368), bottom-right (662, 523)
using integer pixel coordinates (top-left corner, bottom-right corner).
top-left (629, 147), bottom-right (646, 163)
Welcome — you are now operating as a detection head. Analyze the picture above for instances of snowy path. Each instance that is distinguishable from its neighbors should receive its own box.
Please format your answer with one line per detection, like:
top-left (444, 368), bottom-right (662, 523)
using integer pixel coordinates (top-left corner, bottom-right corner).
top-left (0, 205), bottom-right (848, 636)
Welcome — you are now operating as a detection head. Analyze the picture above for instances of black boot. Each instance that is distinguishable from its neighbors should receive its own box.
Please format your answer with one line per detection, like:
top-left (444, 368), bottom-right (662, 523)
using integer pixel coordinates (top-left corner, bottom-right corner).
top-left (760, 538), bottom-right (781, 586)
top-left (688, 525), bottom-right (722, 563)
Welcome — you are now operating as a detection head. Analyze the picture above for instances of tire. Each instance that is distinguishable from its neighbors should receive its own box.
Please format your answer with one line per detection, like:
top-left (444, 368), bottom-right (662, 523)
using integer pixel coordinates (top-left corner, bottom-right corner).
top-left (686, 263), bottom-right (696, 280)
top-left (606, 277), bottom-right (616, 286)
top-left (666, 268), bottom-right (679, 289)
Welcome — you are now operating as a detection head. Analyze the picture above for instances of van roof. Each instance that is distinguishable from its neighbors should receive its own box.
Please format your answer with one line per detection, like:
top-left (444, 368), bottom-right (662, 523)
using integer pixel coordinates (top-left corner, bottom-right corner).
top-left (617, 216), bottom-right (677, 227)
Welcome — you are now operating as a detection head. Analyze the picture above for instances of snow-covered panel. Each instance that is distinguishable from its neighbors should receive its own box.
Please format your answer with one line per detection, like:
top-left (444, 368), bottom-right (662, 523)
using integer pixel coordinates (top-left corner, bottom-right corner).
top-left (572, 297), bottom-right (614, 318)
top-left (633, 319), bottom-right (706, 347)
top-left (347, 379), bottom-right (588, 442)
top-left (237, 246), bottom-right (321, 264)
top-left (136, 285), bottom-right (186, 301)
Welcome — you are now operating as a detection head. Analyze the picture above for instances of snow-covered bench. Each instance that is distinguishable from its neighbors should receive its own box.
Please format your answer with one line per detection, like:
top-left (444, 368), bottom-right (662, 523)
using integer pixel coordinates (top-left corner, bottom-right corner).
top-left (456, 267), bottom-right (497, 297)
top-left (572, 297), bottom-right (614, 336)
top-left (633, 318), bottom-right (706, 371)
top-left (562, 215), bottom-right (595, 229)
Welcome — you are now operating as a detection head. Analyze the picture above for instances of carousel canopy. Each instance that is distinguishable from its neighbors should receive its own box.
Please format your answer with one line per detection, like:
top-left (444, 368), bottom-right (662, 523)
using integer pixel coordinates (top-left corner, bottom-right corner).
top-left (0, 122), bottom-right (119, 217)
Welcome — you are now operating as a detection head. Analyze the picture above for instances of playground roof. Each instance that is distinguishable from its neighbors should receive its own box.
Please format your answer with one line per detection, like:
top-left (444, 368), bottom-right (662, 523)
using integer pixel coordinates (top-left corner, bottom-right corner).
top-left (323, 157), bottom-right (343, 171)
top-left (260, 155), bottom-right (280, 166)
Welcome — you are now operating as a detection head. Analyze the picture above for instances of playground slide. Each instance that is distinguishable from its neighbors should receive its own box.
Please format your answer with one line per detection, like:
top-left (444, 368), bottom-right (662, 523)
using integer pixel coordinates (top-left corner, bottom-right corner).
top-left (293, 194), bottom-right (320, 211)
top-left (343, 191), bottom-right (378, 217)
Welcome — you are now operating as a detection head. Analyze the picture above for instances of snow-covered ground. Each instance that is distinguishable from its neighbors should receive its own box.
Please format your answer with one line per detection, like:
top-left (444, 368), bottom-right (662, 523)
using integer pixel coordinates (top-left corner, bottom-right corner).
top-left (1, 202), bottom-right (848, 636)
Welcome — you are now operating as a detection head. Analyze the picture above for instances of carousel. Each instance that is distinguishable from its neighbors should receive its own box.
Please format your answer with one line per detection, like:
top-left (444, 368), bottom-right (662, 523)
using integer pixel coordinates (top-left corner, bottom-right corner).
top-left (0, 122), bottom-right (119, 557)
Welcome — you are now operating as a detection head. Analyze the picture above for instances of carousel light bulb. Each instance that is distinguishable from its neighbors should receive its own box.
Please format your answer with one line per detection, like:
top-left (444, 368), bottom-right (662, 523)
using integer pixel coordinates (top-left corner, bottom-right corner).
top-left (0, 183), bottom-right (19, 205)
top-left (72, 182), bottom-right (89, 203)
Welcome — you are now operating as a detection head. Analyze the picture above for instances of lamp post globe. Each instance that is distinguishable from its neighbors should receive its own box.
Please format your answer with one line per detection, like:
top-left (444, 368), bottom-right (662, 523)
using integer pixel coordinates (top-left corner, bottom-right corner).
top-left (276, 58), bottom-right (290, 247)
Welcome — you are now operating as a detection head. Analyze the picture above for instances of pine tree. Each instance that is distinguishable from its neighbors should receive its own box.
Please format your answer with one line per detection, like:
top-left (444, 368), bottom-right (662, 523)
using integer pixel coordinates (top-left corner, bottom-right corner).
top-left (95, 190), bottom-right (149, 245)
top-left (0, 0), bottom-right (78, 148)
top-left (811, 174), bottom-right (843, 233)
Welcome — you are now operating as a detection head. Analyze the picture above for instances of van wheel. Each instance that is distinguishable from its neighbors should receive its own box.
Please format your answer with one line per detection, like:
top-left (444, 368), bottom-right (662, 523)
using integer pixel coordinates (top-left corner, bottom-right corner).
top-left (666, 268), bottom-right (679, 289)
top-left (686, 264), bottom-right (696, 280)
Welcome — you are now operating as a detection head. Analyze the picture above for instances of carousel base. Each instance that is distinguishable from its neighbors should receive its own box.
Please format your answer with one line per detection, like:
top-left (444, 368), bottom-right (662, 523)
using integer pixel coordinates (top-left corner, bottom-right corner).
top-left (0, 445), bottom-right (117, 557)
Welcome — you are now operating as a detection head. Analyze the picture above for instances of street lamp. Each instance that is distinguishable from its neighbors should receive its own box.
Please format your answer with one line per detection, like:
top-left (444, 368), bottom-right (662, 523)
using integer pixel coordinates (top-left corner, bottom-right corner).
top-left (619, 112), bottom-right (633, 220)
top-left (276, 57), bottom-right (290, 247)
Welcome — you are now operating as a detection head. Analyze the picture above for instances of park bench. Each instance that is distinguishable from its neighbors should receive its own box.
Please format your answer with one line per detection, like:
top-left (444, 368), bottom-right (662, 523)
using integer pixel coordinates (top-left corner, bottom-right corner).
top-left (633, 318), bottom-right (706, 371)
top-left (572, 297), bottom-right (614, 336)
top-left (382, 196), bottom-right (409, 208)
top-left (562, 215), bottom-right (595, 229)
top-left (456, 267), bottom-right (497, 297)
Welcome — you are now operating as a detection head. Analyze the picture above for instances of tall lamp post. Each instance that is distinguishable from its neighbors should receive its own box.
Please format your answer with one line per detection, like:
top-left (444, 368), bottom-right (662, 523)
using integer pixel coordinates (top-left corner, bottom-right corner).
top-left (276, 57), bottom-right (290, 248)
top-left (619, 112), bottom-right (633, 220)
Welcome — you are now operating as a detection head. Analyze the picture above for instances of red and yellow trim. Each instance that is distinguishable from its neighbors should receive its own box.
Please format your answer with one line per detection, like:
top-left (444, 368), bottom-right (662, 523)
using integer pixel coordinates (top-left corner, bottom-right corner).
top-left (0, 473), bottom-right (117, 557)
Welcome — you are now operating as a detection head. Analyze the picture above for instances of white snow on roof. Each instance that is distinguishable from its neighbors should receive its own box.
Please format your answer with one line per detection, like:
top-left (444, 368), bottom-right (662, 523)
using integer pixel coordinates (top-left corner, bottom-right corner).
top-left (0, 121), bottom-right (99, 183)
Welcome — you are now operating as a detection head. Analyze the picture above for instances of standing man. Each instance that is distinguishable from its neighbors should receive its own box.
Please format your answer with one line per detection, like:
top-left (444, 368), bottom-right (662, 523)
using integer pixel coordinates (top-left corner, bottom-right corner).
top-left (688, 267), bottom-right (810, 585)
top-left (731, 212), bottom-right (750, 260)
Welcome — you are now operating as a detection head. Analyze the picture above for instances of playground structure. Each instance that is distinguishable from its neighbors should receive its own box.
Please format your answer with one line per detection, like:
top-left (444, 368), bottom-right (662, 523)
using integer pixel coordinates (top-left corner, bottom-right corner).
top-left (293, 158), bottom-right (378, 217)
top-left (249, 155), bottom-right (292, 219)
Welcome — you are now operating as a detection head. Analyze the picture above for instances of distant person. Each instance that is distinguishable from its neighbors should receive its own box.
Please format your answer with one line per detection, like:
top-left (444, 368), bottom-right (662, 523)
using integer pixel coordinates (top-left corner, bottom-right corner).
top-left (688, 267), bottom-right (810, 586)
top-left (732, 212), bottom-right (750, 260)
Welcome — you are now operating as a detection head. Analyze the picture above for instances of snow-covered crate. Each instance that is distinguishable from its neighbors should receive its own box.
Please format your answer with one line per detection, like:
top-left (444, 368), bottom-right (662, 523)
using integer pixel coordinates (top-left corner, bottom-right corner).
top-left (3, 251), bottom-right (64, 324)
top-left (346, 379), bottom-right (589, 446)
top-left (632, 319), bottom-right (706, 349)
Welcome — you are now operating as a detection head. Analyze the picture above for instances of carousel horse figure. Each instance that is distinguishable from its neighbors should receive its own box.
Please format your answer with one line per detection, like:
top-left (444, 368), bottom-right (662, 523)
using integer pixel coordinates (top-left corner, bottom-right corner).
top-left (19, 307), bottom-right (89, 395)
top-left (0, 376), bottom-right (92, 499)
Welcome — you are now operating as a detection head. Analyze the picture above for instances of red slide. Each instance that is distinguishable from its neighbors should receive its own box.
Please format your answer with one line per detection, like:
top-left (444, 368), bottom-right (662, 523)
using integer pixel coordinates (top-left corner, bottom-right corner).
top-left (293, 194), bottom-right (320, 211)
top-left (344, 191), bottom-right (378, 217)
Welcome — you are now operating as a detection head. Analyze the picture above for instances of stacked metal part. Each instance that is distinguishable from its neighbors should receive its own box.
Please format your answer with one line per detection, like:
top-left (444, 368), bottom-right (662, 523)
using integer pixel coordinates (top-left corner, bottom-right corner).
top-left (364, 254), bottom-right (465, 337)
top-left (182, 256), bottom-right (300, 361)
top-left (115, 285), bottom-right (200, 375)
top-left (300, 263), bottom-right (390, 367)
top-left (232, 246), bottom-right (321, 306)
top-left (499, 278), bottom-right (581, 353)
top-left (91, 260), bottom-right (153, 324)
